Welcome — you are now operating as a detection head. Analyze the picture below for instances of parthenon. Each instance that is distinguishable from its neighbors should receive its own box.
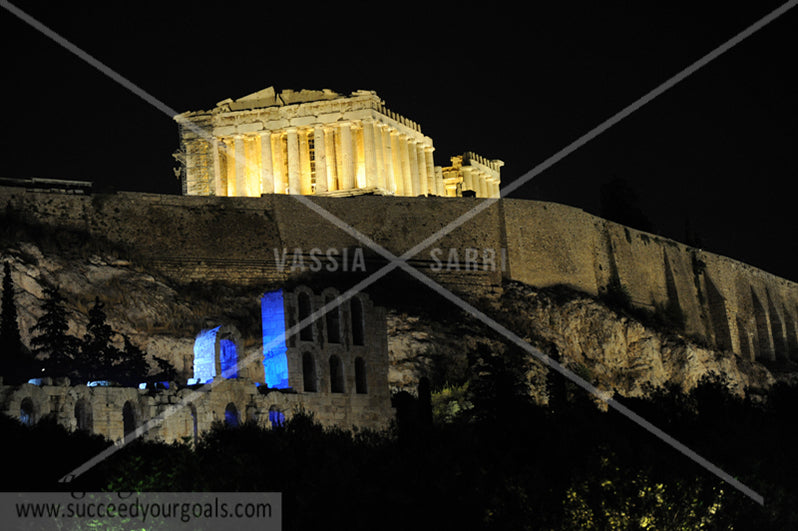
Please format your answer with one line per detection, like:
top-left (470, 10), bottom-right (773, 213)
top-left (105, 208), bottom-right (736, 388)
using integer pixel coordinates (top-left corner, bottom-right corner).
top-left (173, 87), bottom-right (502, 198)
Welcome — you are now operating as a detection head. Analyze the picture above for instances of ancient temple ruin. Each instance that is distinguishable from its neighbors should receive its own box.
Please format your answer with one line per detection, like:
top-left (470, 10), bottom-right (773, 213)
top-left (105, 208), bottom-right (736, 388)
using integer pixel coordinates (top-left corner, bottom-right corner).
top-left (0, 287), bottom-right (393, 443)
top-left (173, 87), bottom-right (502, 198)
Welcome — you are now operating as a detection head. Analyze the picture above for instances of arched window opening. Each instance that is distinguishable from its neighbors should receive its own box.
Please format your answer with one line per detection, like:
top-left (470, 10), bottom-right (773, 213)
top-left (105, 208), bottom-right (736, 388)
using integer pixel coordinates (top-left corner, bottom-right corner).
top-left (330, 355), bottom-right (344, 393)
top-left (355, 357), bottom-right (367, 394)
top-left (325, 295), bottom-right (341, 344)
top-left (269, 406), bottom-right (285, 428)
top-left (224, 403), bottom-right (240, 428)
top-left (302, 352), bottom-right (317, 392)
top-left (123, 401), bottom-right (136, 437)
top-left (219, 338), bottom-right (238, 379)
top-left (75, 399), bottom-right (93, 432)
top-left (298, 292), bottom-right (313, 341)
top-left (351, 297), bottom-right (365, 346)
top-left (20, 398), bottom-right (34, 427)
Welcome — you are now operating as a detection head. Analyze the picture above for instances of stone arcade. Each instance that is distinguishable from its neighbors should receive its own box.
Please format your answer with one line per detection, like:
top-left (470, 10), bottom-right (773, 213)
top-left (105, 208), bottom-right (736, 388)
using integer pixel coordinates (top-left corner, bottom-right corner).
top-left (174, 87), bottom-right (503, 198)
top-left (0, 287), bottom-right (393, 443)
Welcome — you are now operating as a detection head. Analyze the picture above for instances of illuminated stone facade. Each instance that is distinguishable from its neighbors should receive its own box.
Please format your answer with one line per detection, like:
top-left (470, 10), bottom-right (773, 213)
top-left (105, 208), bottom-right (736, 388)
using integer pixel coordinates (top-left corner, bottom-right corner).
top-left (174, 87), bottom-right (502, 198)
top-left (0, 287), bottom-right (393, 443)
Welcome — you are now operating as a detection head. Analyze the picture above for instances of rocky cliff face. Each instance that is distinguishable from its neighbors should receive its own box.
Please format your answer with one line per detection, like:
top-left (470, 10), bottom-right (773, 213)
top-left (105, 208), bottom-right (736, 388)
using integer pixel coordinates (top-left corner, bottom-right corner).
top-left (1, 241), bottom-right (781, 398)
top-left (1, 242), bottom-right (254, 379)
top-left (386, 282), bottom-right (780, 400)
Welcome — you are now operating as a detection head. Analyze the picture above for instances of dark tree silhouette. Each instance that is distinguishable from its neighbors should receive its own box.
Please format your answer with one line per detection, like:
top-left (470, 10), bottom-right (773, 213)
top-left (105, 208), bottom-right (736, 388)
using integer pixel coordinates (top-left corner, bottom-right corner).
top-left (30, 284), bottom-right (79, 378)
top-left (75, 297), bottom-right (122, 383)
top-left (466, 342), bottom-right (532, 425)
top-left (0, 261), bottom-right (34, 384)
top-left (149, 354), bottom-right (177, 383)
top-left (116, 335), bottom-right (150, 386)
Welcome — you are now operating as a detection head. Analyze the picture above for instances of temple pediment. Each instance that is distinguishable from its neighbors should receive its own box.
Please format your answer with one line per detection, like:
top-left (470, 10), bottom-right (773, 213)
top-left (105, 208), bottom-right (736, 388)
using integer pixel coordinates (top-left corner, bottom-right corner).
top-left (217, 86), bottom-right (344, 111)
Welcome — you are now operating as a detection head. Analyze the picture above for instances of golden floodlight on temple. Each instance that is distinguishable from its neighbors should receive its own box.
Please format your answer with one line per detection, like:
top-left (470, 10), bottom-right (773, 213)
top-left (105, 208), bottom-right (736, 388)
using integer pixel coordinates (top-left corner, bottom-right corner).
top-left (173, 87), bottom-right (503, 199)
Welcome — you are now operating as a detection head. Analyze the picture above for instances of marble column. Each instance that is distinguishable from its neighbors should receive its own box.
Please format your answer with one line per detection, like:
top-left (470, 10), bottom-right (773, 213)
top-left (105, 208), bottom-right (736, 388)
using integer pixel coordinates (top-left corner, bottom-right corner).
top-left (390, 130), bottom-right (402, 195)
top-left (260, 132), bottom-right (273, 194)
top-left (462, 166), bottom-right (474, 194)
top-left (245, 135), bottom-right (260, 196)
top-left (339, 122), bottom-right (355, 190)
top-left (234, 135), bottom-right (246, 196)
top-left (323, 126), bottom-right (337, 191)
top-left (212, 138), bottom-right (223, 196)
top-left (399, 135), bottom-right (412, 196)
top-left (478, 171), bottom-right (488, 198)
top-left (374, 123), bottom-right (387, 190)
top-left (222, 139), bottom-right (234, 196)
top-left (299, 129), bottom-right (313, 194)
top-left (362, 120), bottom-right (378, 189)
top-left (286, 127), bottom-right (300, 194)
top-left (415, 143), bottom-right (428, 196)
top-left (424, 146), bottom-right (435, 196)
top-left (313, 126), bottom-right (328, 193)
top-left (408, 139), bottom-right (420, 196)
top-left (272, 133), bottom-right (286, 194)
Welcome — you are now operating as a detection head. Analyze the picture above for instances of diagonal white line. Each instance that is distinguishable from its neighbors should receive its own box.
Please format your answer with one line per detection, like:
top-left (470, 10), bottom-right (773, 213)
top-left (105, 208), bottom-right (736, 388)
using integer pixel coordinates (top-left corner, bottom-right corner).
top-left (393, 0), bottom-right (798, 263)
top-left (5, 0), bottom-right (784, 505)
top-left (501, 0), bottom-right (798, 199)
top-left (1, 1), bottom-right (179, 118)
top-left (388, 261), bottom-right (766, 505)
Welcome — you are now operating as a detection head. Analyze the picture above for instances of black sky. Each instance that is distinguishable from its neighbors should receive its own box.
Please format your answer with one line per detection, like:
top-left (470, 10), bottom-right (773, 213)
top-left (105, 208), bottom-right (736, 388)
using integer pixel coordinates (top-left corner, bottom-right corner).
top-left (2, 2), bottom-right (796, 281)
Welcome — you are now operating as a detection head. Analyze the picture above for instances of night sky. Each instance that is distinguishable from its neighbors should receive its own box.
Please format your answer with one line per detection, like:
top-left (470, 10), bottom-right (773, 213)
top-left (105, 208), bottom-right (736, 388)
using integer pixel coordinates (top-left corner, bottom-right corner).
top-left (2, 2), bottom-right (796, 281)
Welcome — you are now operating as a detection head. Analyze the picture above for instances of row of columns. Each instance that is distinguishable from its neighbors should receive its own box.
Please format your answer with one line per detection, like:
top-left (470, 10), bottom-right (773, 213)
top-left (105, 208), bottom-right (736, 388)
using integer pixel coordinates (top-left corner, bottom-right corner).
top-left (209, 120), bottom-right (439, 197)
top-left (461, 166), bottom-right (501, 198)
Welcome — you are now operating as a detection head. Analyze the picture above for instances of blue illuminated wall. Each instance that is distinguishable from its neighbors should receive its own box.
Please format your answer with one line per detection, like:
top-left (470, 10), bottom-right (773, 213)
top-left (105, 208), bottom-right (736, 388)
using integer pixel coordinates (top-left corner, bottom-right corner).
top-left (193, 326), bottom-right (221, 383)
top-left (262, 290), bottom-right (289, 388)
top-left (219, 339), bottom-right (238, 379)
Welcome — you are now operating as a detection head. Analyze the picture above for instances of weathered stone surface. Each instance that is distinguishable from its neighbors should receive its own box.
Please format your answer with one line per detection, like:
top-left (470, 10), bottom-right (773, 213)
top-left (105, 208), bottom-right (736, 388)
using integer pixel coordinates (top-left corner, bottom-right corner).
top-left (385, 282), bottom-right (779, 402)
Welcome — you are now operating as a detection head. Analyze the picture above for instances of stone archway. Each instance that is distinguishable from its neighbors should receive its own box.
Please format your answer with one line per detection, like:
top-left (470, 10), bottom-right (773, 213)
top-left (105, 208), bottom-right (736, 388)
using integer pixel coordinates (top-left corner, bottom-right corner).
top-left (75, 399), bottom-right (93, 432)
top-left (123, 401), bottom-right (137, 437)
top-left (224, 403), bottom-right (240, 428)
top-left (19, 397), bottom-right (34, 426)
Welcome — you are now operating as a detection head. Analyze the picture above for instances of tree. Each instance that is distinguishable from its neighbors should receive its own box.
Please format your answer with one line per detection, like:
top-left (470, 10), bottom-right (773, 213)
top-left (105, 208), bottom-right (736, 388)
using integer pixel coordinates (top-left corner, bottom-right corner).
top-left (75, 297), bottom-right (122, 383)
top-left (116, 336), bottom-right (150, 386)
top-left (0, 261), bottom-right (35, 384)
top-left (30, 285), bottom-right (80, 378)
top-left (149, 355), bottom-right (177, 383)
top-left (466, 341), bottom-right (532, 425)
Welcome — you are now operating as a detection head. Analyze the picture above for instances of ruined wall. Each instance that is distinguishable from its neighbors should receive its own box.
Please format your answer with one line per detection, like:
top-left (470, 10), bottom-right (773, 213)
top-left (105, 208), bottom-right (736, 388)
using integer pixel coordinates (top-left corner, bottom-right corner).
top-left (2, 187), bottom-right (796, 362)
top-left (0, 377), bottom-right (393, 444)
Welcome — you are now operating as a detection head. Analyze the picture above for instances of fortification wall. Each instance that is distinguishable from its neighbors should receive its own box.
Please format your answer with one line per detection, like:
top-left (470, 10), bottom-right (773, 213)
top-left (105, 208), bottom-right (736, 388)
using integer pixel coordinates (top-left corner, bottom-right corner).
top-left (503, 199), bottom-right (798, 361)
top-left (2, 187), bottom-right (797, 361)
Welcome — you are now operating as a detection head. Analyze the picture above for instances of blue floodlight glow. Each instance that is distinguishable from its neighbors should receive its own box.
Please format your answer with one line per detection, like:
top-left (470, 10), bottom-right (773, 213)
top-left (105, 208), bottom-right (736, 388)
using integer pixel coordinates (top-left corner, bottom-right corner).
top-left (27, 378), bottom-right (44, 386)
top-left (219, 339), bottom-right (238, 379)
top-left (262, 290), bottom-right (289, 388)
top-left (225, 404), bottom-right (240, 427)
top-left (194, 326), bottom-right (221, 383)
top-left (86, 381), bottom-right (112, 387)
top-left (138, 383), bottom-right (147, 390)
top-left (269, 409), bottom-right (286, 428)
